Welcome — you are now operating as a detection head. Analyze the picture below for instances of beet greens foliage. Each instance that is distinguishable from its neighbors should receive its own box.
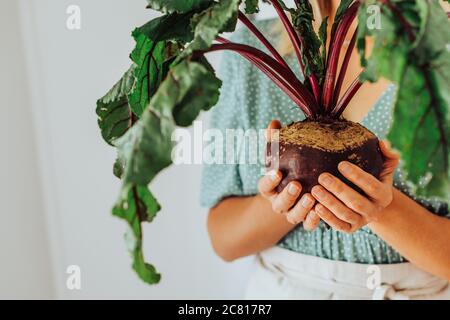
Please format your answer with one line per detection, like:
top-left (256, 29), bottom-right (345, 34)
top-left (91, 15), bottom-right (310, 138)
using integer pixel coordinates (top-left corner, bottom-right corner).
top-left (97, 0), bottom-right (450, 284)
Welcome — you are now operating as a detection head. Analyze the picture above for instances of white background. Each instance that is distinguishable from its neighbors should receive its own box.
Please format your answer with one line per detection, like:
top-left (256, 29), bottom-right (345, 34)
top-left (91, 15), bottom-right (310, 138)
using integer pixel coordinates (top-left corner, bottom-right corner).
top-left (1, 0), bottom-right (285, 299)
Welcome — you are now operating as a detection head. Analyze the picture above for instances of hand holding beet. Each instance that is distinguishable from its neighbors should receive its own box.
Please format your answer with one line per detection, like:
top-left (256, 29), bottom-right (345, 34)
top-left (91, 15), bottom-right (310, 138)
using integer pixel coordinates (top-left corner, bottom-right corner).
top-left (259, 120), bottom-right (318, 230)
top-left (312, 141), bottom-right (400, 233)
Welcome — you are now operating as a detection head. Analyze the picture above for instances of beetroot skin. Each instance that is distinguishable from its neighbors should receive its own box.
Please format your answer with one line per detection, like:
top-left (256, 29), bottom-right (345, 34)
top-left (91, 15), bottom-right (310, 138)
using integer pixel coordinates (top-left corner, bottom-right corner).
top-left (267, 119), bottom-right (384, 198)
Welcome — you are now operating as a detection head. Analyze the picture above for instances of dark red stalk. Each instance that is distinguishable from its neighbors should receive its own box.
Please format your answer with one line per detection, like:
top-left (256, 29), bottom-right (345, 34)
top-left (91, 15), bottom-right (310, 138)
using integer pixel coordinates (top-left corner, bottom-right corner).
top-left (214, 37), bottom-right (316, 106)
top-left (332, 28), bottom-right (357, 107)
top-left (269, 0), bottom-right (321, 105)
top-left (269, 0), bottom-right (304, 72)
top-left (206, 41), bottom-right (316, 116)
top-left (238, 11), bottom-right (290, 70)
top-left (245, 58), bottom-right (313, 116)
top-left (322, 2), bottom-right (359, 112)
top-left (332, 76), bottom-right (363, 117)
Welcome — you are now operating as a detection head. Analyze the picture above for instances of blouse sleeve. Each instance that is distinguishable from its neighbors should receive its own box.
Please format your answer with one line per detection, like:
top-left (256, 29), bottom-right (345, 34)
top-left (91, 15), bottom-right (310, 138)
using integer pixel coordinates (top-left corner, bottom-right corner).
top-left (199, 34), bottom-right (248, 208)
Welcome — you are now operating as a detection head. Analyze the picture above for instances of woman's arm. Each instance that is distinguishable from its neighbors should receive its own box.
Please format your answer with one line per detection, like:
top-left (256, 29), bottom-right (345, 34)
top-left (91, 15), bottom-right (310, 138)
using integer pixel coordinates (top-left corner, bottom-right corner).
top-left (208, 194), bottom-right (293, 262)
top-left (369, 190), bottom-right (450, 281)
top-left (208, 121), bottom-right (318, 261)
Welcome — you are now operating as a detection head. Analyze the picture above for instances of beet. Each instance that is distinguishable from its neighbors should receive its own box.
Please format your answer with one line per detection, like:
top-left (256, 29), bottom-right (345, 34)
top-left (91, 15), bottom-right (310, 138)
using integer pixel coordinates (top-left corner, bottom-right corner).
top-left (266, 118), bottom-right (384, 198)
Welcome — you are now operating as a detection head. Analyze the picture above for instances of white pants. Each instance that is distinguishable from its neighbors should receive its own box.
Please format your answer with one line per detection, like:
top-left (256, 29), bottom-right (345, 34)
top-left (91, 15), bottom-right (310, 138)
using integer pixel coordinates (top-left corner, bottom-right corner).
top-left (245, 247), bottom-right (450, 300)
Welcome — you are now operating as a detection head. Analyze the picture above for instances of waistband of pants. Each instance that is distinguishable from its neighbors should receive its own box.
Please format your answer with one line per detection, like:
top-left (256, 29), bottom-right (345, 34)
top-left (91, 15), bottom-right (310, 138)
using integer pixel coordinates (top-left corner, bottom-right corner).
top-left (258, 246), bottom-right (449, 300)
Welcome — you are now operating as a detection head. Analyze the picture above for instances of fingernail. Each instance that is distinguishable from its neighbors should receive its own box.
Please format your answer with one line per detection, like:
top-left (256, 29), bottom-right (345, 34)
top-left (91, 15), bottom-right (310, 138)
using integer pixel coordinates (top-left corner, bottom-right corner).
top-left (339, 162), bottom-right (352, 174)
top-left (301, 195), bottom-right (312, 208)
top-left (288, 183), bottom-right (299, 195)
top-left (306, 210), bottom-right (316, 223)
top-left (312, 187), bottom-right (325, 198)
top-left (320, 174), bottom-right (333, 186)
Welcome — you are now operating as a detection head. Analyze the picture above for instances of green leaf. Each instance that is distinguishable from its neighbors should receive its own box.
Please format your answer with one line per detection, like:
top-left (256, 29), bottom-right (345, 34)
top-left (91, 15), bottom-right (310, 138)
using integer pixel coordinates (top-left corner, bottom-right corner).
top-left (334, 0), bottom-right (353, 24)
top-left (173, 58), bottom-right (222, 126)
top-left (116, 60), bottom-right (221, 186)
top-left (114, 105), bottom-right (175, 186)
top-left (146, 0), bottom-right (212, 14)
top-left (128, 31), bottom-right (166, 117)
top-left (113, 184), bottom-right (161, 284)
top-left (358, 1), bottom-right (411, 83)
top-left (96, 66), bottom-right (135, 145)
top-left (112, 60), bottom-right (221, 283)
top-left (387, 63), bottom-right (450, 201)
top-left (113, 156), bottom-right (125, 179)
top-left (128, 12), bottom-right (197, 118)
top-left (281, 0), bottom-right (325, 83)
top-left (366, 0), bottom-right (450, 200)
top-left (244, 0), bottom-right (260, 14)
top-left (139, 12), bottom-right (196, 43)
top-left (356, 3), bottom-right (368, 67)
top-left (358, 0), bottom-right (424, 71)
top-left (179, 0), bottom-right (240, 59)
top-left (318, 16), bottom-right (328, 66)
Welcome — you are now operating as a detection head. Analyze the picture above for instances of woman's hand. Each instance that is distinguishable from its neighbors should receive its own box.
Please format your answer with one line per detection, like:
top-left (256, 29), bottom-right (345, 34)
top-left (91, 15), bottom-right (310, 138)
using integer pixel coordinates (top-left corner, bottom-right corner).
top-left (259, 120), bottom-right (318, 230)
top-left (311, 140), bottom-right (400, 233)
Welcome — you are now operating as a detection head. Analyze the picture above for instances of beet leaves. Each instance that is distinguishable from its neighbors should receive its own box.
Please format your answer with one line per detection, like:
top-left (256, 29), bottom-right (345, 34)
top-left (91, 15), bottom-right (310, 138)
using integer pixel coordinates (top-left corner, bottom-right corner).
top-left (97, 0), bottom-right (450, 284)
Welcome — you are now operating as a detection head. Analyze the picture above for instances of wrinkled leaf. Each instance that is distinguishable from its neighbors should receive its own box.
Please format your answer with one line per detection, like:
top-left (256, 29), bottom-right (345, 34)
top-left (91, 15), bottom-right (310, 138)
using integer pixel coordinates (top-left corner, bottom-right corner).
top-left (111, 60), bottom-right (221, 282)
top-left (96, 66), bottom-right (135, 145)
top-left (288, 0), bottom-right (325, 82)
top-left (128, 11), bottom-right (200, 117)
top-left (179, 0), bottom-right (240, 58)
top-left (116, 60), bottom-right (221, 186)
top-left (173, 58), bottom-right (222, 126)
top-left (386, 1), bottom-right (450, 200)
top-left (358, 0), bottom-right (450, 200)
top-left (113, 184), bottom-right (161, 284)
top-left (128, 31), bottom-right (166, 117)
top-left (139, 11), bottom-right (196, 43)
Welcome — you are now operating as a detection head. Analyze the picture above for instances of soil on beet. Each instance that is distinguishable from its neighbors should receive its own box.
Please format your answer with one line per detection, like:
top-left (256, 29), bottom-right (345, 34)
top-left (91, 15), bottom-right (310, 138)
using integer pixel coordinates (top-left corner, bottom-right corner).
top-left (266, 118), bottom-right (384, 198)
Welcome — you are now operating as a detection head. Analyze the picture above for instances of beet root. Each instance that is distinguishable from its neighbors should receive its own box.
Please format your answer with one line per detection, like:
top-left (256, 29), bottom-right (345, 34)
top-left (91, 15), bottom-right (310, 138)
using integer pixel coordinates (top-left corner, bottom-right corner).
top-left (266, 119), bottom-right (384, 198)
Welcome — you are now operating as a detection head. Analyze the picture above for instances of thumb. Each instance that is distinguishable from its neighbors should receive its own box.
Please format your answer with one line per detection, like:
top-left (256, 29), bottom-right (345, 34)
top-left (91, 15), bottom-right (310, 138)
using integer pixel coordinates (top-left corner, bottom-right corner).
top-left (265, 120), bottom-right (282, 142)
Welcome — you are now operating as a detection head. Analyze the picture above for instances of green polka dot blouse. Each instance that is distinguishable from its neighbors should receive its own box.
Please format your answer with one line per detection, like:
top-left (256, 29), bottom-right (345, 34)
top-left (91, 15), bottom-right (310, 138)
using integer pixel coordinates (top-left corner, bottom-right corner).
top-left (200, 19), bottom-right (449, 264)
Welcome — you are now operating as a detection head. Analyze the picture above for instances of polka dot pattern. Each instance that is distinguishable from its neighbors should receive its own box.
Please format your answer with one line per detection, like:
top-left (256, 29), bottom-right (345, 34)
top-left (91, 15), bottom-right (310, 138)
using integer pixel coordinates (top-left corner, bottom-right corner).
top-left (200, 19), bottom-right (449, 264)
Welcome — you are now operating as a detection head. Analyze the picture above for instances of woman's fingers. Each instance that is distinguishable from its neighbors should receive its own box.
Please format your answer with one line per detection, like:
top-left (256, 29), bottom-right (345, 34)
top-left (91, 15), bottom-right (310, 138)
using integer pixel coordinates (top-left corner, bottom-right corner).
top-left (337, 161), bottom-right (387, 202)
top-left (258, 170), bottom-right (282, 200)
top-left (311, 185), bottom-right (363, 225)
top-left (272, 181), bottom-right (302, 214)
top-left (314, 204), bottom-right (352, 233)
top-left (286, 194), bottom-right (315, 224)
top-left (303, 209), bottom-right (321, 231)
top-left (318, 173), bottom-right (376, 219)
